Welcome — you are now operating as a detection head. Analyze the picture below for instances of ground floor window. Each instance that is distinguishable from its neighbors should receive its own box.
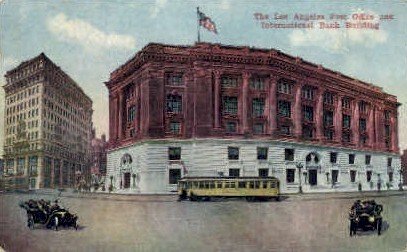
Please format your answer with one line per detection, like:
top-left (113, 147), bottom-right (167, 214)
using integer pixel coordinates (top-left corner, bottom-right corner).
top-left (44, 157), bottom-right (52, 188)
top-left (366, 171), bottom-right (372, 182)
top-left (258, 168), bottom-right (269, 177)
top-left (229, 169), bottom-right (240, 177)
top-left (286, 169), bottom-right (295, 183)
top-left (350, 170), bottom-right (356, 183)
top-left (54, 159), bottom-right (61, 187)
top-left (169, 169), bottom-right (181, 184)
top-left (388, 172), bottom-right (393, 182)
top-left (332, 170), bottom-right (338, 183)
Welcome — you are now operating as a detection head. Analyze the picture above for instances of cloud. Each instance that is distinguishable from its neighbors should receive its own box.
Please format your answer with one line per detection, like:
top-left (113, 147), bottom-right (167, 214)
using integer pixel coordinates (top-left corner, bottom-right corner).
top-left (289, 9), bottom-right (388, 53)
top-left (47, 13), bottom-right (136, 52)
top-left (0, 55), bottom-right (19, 73)
top-left (220, 0), bottom-right (231, 10)
top-left (150, 0), bottom-right (168, 18)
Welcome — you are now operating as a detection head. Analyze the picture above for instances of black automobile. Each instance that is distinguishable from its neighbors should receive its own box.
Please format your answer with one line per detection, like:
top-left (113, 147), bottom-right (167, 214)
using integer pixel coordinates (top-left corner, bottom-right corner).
top-left (349, 200), bottom-right (383, 236)
top-left (19, 199), bottom-right (78, 231)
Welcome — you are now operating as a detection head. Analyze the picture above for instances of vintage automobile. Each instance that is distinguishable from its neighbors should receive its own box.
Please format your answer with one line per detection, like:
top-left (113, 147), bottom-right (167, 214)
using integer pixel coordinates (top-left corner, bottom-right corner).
top-left (19, 199), bottom-right (79, 231)
top-left (349, 200), bottom-right (383, 236)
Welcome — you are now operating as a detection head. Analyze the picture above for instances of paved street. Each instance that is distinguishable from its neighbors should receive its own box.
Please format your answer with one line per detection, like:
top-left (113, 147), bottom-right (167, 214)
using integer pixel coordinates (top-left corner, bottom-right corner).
top-left (0, 192), bottom-right (406, 252)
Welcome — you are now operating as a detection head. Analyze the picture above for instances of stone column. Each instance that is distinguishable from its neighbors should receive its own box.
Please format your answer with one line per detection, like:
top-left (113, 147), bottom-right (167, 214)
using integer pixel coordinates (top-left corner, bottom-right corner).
top-left (268, 76), bottom-right (278, 135)
top-left (315, 88), bottom-right (324, 140)
top-left (118, 91), bottom-right (124, 140)
top-left (374, 108), bottom-right (382, 150)
top-left (367, 105), bottom-right (375, 147)
top-left (391, 114), bottom-right (399, 152)
top-left (334, 96), bottom-right (343, 142)
top-left (352, 100), bottom-right (360, 146)
top-left (214, 71), bottom-right (221, 129)
top-left (135, 85), bottom-right (140, 133)
top-left (293, 84), bottom-right (303, 137)
top-left (242, 72), bottom-right (250, 133)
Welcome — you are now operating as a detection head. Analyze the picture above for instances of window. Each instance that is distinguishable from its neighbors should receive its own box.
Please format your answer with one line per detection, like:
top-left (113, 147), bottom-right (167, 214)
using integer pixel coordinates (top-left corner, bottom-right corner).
top-left (278, 100), bottom-right (291, 117)
top-left (387, 158), bottom-right (392, 167)
top-left (258, 169), bottom-right (269, 177)
top-left (221, 76), bottom-right (238, 88)
top-left (350, 170), bottom-right (356, 183)
top-left (324, 129), bottom-right (334, 140)
top-left (285, 149), bottom-right (294, 161)
top-left (332, 170), bottom-right (338, 183)
top-left (167, 74), bottom-right (183, 86)
top-left (252, 98), bottom-right (265, 117)
top-left (168, 147), bottom-right (181, 160)
top-left (322, 111), bottom-right (334, 128)
top-left (229, 169), bottom-right (240, 177)
top-left (29, 156), bottom-right (38, 176)
top-left (359, 118), bottom-right (366, 132)
top-left (385, 125), bottom-right (390, 138)
top-left (257, 147), bottom-right (268, 160)
top-left (359, 101), bottom-right (367, 113)
top-left (302, 126), bottom-right (313, 139)
top-left (388, 172), bottom-right (393, 182)
top-left (323, 92), bottom-right (334, 105)
top-left (349, 154), bottom-right (355, 164)
top-left (342, 114), bottom-right (351, 128)
top-left (169, 122), bottom-right (181, 134)
top-left (301, 86), bottom-right (314, 100)
top-left (166, 94), bottom-right (182, 113)
top-left (303, 106), bottom-right (314, 121)
top-left (250, 77), bottom-right (265, 90)
top-left (342, 132), bottom-right (351, 143)
top-left (277, 79), bottom-right (293, 94)
top-left (360, 135), bottom-right (368, 145)
top-left (366, 171), bottom-right (372, 182)
top-left (253, 123), bottom-right (264, 134)
top-left (127, 105), bottom-right (136, 122)
top-left (169, 169), bottom-right (181, 184)
top-left (280, 125), bottom-right (291, 135)
top-left (342, 98), bottom-right (351, 109)
top-left (225, 121), bottom-right (237, 133)
top-left (228, 147), bottom-right (239, 160)
top-left (286, 169), bottom-right (295, 183)
top-left (222, 96), bottom-right (238, 115)
top-left (17, 158), bottom-right (25, 175)
top-left (365, 155), bottom-right (371, 165)
top-left (384, 110), bottom-right (390, 121)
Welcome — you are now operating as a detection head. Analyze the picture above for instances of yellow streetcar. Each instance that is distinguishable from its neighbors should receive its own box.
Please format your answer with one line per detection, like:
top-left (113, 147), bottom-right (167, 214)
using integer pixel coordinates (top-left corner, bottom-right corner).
top-left (177, 176), bottom-right (280, 201)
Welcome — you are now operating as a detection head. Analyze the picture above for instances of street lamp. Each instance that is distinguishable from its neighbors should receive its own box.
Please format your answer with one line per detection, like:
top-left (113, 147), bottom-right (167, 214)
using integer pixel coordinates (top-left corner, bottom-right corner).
top-left (296, 162), bottom-right (303, 194)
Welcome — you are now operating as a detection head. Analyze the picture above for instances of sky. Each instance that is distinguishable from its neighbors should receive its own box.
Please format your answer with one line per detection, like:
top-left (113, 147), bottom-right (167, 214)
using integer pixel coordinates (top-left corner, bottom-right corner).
top-left (0, 0), bottom-right (406, 156)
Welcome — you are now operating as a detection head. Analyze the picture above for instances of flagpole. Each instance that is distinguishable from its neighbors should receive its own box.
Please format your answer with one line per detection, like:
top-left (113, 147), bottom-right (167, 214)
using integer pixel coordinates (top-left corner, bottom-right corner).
top-left (197, 7), bottom-right (201, 43)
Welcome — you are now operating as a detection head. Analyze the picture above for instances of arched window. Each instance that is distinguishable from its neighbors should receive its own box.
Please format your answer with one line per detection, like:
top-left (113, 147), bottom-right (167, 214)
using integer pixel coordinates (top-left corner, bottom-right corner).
top-left (121, 153), bottom-right (133, 165)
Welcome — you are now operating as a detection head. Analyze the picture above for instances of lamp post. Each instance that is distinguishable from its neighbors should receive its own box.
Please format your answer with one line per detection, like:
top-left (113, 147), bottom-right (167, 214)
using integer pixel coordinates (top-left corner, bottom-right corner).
top-left (296, 162), bottom-right (303, 194)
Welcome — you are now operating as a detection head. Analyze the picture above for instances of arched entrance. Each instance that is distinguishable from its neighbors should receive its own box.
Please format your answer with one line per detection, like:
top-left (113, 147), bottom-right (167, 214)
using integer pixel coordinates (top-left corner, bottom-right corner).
top-left (305, 152), bottom-right (321, 186)
top-left (120, 154), bottom-right (133, 189)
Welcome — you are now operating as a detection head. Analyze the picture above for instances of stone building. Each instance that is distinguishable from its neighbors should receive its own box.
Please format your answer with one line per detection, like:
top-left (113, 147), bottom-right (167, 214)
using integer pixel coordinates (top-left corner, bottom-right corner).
top-left (2, 53), bottom-right (93, 190)
top-left (90, 129), bottom-right (108, 185)
top-left (105, 42), bottom-right (401, 194)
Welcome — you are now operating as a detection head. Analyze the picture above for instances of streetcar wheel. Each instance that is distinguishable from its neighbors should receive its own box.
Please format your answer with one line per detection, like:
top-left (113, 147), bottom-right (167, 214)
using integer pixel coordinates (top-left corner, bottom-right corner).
top-left (275, 196), bottom-right (280, 202)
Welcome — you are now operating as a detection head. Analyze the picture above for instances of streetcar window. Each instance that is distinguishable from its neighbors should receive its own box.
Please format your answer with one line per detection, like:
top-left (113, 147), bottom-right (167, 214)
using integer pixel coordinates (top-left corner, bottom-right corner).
top-left (270, 182), bottom-right (276, 188)
top-left (217, 182), bottom-right (223, 188)
top-left (238, 181), bottom-right (246, 188)
top-left (209, 182), bottom-right (215, 188)
top-left (262, 182), bottom-right (268, 189)
top-left (204, 181), bottom-right (209, 189)
top-left (249, 181), bottom-right (254, 188)
top-left (230, 182), bottom-right (235, 188)
top-left (254, 181), bottom-right (260, 189)
top-left (193, 182), bottom-right (198, 188)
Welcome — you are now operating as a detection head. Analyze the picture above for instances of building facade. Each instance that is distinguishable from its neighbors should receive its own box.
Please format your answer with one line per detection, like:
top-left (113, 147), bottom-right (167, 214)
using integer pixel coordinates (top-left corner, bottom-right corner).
top-left (105, 43), bottom-right (401, 194)
top-left (401, 149), bottom-right (407, 185)
top-left (1, 53), bottom-right (93, 190)
top-left (90, 129), bottom-right (108, 185)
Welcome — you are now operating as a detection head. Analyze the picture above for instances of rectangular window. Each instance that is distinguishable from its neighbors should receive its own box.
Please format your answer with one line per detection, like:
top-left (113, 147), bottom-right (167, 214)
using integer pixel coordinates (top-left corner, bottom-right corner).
top-left (385, 125), bottom-right (390, 138)
top-left (302, 126), bottom-right (313, 139)
top-left (167, 74), bottom-right (183, 86)
top-left (332, 170), bottom-right (338, 183)
top-left (253, 123), bottom-right (264, 134)
top-left (301, 86), bottom-right (314, 100)
top-left (166, 95), bottom-right (182, 113)
top-left (280, 125), bottom-right (291, 135)
top-left (17, 158), bottom-right (25, 175)
top-left (225, 121), bottom-right (237, 133)
top-left (168, 147), bottom-right (181, 160)
top-left (349, 154), bottom-right (355, 164)
top-left (229, 169), bottom-right (240, 177)
top-left (387, 158), bottom-right (392, 167)
top-left (127, 105), bottom-right (136, 122)
top-left (324, 129), bottom-right (334, 140)
top-left (323, 92), bottom-right (334, 105)
top-left (389, 172), bottom-right (393, 182)
top-left (252, 98), bottom-right (265, 117)
top-left (323, 111), bottom-right (334, 127)
top-left (342, 132), bottom-right (351, 143)
top-left (359, 118), bottom-right (367, 132)
top-left (250, 77), bottom-right (265, 90)
top-left (359, 101), bottom-right (367, 113)
top-left (258, 168), bottom-right (269, 177)
top-left (342, 114), bottom-right (351, 128)
top-left (330, 152), bottom-right (337, 163)
top-left (29, 156), bottom-right (38, 176)
top-left (365, 155), bottom-right (371, 165)
top-left (366, 171), bottom-right (372, 182)
top-left (228, 147), bottom-right (239, 160)
top-left (384, 110), bottom-right (390, 121)
top-left (303, 106), bottom-right (314, 121)
top-left (257, 147), bottom-right (268, 160)
top-left (350, 170), bottom-right (356, 183)
top-left (342, 98), bottom-right (351, 109)
top-left (222, 96), bottom-right (238, 115)
top-left (285, 149), bottom-right (294, 161)
top-left (169, 169), bottom-right (181, 184)
top-left (286, 169), bottom-right (295, 183)
top-left (169, 122), bottom-right (181, 134)
top-left (221, 76), bottom-right (238, 88)
top-left (277, 79), bottom-right (293, 94)
top-left (278, 100), bottom-right (291, 117)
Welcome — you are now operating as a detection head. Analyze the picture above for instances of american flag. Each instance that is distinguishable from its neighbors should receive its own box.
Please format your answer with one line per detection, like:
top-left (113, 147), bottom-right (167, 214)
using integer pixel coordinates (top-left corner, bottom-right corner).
top-left (198, 10), bottom-right (218, 34)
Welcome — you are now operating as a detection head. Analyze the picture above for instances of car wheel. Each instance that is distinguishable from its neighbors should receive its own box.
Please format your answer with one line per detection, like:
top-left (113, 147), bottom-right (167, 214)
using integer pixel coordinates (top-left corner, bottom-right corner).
top-left (53, 217), bottom-right (59, 231)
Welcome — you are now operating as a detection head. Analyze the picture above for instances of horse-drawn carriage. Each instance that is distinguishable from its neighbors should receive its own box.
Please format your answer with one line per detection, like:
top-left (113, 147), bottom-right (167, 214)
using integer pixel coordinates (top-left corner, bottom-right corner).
top-left (19, 199), bottom-right (78, 231)
top-left (349, 200), bottom-right (383, 236)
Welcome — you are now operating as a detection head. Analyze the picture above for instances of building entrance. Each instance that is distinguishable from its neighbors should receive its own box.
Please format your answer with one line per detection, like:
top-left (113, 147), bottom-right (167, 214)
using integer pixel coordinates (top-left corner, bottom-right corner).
top-left (309, 170), bottom-right (317, 186)
top-left (123, 172), bottom-right (131, 189)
